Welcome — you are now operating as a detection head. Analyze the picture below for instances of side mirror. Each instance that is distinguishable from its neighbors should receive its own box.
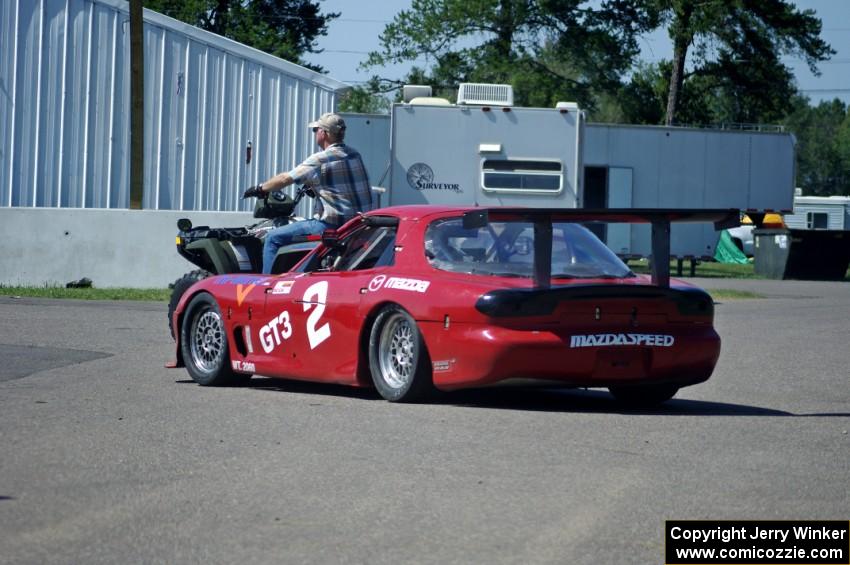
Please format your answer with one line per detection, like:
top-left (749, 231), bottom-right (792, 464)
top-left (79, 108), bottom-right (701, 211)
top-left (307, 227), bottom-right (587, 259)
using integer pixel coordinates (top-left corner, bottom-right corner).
top-left (177, 218), bottom-right (192, 231)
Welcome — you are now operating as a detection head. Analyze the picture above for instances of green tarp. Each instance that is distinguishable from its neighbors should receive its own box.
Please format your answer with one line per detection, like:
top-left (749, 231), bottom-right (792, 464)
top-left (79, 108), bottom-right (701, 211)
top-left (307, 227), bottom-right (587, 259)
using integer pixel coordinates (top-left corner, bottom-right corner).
top-left (714, 230), bottom-right (749, 264)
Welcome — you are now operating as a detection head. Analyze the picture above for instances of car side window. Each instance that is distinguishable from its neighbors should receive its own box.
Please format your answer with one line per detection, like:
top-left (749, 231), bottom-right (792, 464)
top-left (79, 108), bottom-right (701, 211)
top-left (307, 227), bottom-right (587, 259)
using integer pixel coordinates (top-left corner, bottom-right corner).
top-left (298, 221), bottom-right (398, 274)
top-left (334, 226), bottom-right (396, 271)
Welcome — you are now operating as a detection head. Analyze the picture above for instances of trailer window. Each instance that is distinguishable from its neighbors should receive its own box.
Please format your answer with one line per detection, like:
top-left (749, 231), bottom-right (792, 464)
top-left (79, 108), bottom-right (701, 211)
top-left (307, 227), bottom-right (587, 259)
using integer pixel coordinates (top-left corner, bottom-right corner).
top-left (806, 212), bottom-right (828, 230)
top-left (481, 160), bottom-right (562, 193)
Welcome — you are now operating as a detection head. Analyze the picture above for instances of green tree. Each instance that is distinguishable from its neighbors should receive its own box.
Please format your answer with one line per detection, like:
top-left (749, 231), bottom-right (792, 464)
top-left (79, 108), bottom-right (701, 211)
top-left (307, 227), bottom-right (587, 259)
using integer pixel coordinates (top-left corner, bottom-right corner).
top-left (338, 79), bottom-right (392, 114)
top-left (655, 0), bottom-right (833, 125)
top-left (362, 0), bottom-right (658, 109)
top-left (836, 109), bottom-right (850, 194)
top-left (601, 62), bottom-right (668, 124)
top-left (613, 57), bottom-right (793, 127)
top-left (782, 97), bottom-right (848, 196)
top-left (143, 0), bottom-right (337, 71)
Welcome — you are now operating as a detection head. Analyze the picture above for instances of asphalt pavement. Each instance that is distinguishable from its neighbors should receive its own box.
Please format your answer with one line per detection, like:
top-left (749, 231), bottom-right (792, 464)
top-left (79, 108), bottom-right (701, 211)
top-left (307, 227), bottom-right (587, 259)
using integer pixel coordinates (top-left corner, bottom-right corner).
top-left (0, 279), bottom-right (848, 565)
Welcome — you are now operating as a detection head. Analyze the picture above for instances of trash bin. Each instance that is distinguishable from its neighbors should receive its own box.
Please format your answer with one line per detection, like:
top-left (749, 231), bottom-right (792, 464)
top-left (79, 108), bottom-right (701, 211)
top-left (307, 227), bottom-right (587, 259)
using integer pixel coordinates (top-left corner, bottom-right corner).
top-left (753, 228), bottom-right (850, 280)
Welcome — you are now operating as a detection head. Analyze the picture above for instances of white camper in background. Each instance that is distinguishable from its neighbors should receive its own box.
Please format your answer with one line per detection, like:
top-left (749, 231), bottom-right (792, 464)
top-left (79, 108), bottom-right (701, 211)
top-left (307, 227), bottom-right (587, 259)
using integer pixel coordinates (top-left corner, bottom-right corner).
top-left (784, 195), bottom-right (850, 230)
top-left (343, 83), bottom-right (796, 259)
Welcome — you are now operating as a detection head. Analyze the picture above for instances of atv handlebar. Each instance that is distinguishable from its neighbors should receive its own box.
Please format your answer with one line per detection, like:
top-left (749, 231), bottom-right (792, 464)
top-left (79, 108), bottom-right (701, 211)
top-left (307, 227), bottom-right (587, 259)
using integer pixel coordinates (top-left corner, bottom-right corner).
top-left (292, 184), bottom-right (315, 203)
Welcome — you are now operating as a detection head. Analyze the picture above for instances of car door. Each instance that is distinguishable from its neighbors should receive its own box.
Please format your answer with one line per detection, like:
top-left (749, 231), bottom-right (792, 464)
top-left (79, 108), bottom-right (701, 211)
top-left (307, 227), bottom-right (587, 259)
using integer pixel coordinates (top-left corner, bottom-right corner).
top-left (260, 223), bottom-right (398, 384)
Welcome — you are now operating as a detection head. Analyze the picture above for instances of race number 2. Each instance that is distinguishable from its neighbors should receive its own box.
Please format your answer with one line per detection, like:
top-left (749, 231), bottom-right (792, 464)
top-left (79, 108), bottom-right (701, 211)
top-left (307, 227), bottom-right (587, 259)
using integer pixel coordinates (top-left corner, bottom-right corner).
top-left (302, 281), bottom-right (331, 350)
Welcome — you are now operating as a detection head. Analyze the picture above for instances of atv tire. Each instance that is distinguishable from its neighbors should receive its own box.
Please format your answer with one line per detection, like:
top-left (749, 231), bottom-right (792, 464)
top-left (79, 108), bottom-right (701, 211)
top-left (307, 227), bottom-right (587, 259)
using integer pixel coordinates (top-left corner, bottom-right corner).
top-left (168, 269), bottom-right (212, 339)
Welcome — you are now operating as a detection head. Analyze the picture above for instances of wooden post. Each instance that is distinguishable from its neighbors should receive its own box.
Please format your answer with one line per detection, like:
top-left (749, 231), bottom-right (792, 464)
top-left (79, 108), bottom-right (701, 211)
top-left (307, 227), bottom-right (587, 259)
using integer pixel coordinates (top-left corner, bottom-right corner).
top-left (129, 0), bottom-right (144, 209)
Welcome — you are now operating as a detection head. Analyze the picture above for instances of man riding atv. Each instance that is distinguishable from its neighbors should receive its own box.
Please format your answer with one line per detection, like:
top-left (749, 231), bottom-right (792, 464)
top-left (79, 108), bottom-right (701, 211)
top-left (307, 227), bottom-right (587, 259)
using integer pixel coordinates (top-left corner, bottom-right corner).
top-left (242, 112), bottom-right (374, 273)
top-left (168, 112), bottom-right (375, 337)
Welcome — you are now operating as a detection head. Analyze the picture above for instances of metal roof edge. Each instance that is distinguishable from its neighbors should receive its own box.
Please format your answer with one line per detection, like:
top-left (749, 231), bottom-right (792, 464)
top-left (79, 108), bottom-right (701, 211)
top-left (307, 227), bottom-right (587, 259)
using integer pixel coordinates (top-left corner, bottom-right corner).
top-left (585, 122), bottom-right (791, 137)
top-left (98, 0), bottom-right (350, 92)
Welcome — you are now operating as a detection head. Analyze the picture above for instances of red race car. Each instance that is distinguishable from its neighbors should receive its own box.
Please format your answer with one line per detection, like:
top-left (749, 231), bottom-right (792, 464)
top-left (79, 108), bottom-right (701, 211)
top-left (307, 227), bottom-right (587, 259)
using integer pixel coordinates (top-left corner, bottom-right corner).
top-left (168, 206), bottom-right (737, 406)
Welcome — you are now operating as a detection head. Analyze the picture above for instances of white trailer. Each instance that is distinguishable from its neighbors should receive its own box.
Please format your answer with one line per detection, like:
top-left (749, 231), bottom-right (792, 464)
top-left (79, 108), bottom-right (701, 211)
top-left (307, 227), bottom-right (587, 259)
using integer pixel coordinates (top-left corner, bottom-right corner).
top-left (784, 196), bottom-right (850, 230)
top-left (344, 84), bottom-right (797, 259)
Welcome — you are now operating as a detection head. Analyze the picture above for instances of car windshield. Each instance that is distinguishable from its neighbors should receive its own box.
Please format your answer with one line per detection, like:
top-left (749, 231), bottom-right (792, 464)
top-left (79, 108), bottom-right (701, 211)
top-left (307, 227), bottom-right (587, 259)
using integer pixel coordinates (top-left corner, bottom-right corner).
top-left (424, 218), bottom-right (634, 279)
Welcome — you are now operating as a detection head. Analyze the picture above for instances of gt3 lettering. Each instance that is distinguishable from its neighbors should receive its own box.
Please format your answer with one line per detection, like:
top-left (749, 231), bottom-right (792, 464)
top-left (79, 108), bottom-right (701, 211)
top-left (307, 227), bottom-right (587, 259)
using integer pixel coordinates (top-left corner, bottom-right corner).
top-left (259, 311), bottom-right (293, 353)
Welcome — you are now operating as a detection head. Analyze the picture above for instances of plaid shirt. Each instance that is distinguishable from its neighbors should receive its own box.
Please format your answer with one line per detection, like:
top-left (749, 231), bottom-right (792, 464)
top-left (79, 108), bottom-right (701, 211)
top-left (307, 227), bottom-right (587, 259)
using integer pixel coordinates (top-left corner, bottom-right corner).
top-left (288, 143), bottom-right (373, 226)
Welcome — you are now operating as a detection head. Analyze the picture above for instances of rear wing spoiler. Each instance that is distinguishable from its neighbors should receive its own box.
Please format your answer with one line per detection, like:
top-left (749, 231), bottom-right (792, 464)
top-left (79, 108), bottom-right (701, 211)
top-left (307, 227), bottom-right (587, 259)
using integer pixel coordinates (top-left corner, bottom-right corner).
top-left (461, 208), bottom-right (741, 288)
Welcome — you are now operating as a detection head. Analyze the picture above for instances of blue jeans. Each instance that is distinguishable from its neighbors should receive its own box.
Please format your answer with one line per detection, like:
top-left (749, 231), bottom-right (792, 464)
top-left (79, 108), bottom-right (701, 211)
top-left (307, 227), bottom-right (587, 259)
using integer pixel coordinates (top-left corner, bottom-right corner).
top-left (262, 219), bottom-right (331, 274)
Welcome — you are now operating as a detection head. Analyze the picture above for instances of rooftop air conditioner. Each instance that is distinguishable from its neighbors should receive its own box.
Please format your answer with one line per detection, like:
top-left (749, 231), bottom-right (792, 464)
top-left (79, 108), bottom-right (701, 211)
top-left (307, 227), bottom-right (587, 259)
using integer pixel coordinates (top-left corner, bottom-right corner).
top-left (403, 85), bottom-right (433, 103)
top-left (555, 101), bottom-right (579, 112)
top-left (456, 83), bottom-right (514, 106)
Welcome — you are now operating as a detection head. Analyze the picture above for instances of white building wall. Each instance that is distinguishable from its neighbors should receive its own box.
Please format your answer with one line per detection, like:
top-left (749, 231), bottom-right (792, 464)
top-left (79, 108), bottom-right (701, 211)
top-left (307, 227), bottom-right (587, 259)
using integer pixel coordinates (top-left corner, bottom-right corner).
top-left (0, 0), bottom-right (348, 212)
top-left (0, 208), bottom-right (255, 287)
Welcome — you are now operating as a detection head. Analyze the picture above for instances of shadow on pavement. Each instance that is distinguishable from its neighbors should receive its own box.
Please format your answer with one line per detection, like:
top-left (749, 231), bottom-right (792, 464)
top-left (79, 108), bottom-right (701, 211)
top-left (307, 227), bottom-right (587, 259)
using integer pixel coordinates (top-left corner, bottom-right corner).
top-left (176, 376), bottom-right (381, 401)
top-left (169, 376), bottom-right (850, 417)
top-left (442, 387), bottom-right (799, 416)
top-left (0, 344), bottom-right (112, 382)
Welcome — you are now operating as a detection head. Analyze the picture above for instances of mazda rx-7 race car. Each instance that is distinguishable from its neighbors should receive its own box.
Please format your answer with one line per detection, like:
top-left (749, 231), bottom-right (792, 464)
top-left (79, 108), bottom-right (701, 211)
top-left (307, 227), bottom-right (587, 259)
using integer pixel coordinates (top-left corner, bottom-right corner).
top-left (168, 206), bottom-right (737, 406)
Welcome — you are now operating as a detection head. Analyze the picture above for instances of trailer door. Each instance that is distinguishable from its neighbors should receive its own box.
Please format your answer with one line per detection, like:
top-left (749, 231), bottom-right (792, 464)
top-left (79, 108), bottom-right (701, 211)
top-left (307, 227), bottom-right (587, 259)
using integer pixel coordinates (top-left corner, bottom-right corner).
top-left (606, 167), bottom-right (633, 255)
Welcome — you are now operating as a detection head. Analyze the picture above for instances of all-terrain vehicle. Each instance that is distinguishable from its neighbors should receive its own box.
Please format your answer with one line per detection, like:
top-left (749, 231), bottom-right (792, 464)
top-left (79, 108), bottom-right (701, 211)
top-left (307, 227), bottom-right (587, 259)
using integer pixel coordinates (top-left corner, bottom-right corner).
top-left (168, 187), bottom-right (317, 337)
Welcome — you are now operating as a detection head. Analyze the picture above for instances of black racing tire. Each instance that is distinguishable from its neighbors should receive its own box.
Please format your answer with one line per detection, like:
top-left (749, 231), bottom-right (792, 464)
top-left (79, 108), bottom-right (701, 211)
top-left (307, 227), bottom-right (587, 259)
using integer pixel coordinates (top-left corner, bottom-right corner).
top-left (368, 305), bottom-right (435, 402)
top-left (608, 383), bottom-right (679, 408)
top-left (180, 292), bottom-right (246, 386)
top-left (168, 270), bottom-right (212, 339)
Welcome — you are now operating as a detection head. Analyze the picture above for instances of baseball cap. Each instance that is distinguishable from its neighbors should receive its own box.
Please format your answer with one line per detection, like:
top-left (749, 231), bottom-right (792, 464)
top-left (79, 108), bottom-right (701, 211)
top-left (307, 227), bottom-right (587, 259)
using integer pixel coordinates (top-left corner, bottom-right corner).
top-left (308, 112), bottom-right (346, 135)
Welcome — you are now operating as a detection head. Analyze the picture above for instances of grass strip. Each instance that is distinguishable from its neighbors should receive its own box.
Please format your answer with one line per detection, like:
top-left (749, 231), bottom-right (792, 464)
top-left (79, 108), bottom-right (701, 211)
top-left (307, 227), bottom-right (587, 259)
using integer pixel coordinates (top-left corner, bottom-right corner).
top-left (708, 289), bottom-right (763, 300)
top-left (629, 259), bottom-right (850, 280)
top-left (0, 286), bottom-right (170, 301)
top-left (628, 259), bottom-right (760, 279)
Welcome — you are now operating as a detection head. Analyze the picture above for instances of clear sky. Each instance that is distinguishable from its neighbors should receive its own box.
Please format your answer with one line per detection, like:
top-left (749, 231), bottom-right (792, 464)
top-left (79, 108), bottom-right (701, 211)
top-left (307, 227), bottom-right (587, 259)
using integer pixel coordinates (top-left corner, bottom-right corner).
top-left (306, 0), bottom-right (850, 106)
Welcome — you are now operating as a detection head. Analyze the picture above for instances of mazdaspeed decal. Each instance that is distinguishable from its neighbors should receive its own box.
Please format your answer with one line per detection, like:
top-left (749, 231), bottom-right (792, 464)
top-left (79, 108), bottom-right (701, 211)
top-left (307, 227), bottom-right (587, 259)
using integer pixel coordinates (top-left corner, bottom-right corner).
top-left (368, 275), bottom-right (387, 292)
top-left (570, 334), bottom-right (674, 348)
top-left (368, 275), bottom-right (430, 293)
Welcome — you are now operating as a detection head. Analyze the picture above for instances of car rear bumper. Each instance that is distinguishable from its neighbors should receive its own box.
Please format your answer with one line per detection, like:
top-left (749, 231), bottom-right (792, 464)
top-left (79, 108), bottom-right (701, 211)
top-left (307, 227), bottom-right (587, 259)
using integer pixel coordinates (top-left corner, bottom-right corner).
top-left (420, 321), bottom-right (720, 391)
